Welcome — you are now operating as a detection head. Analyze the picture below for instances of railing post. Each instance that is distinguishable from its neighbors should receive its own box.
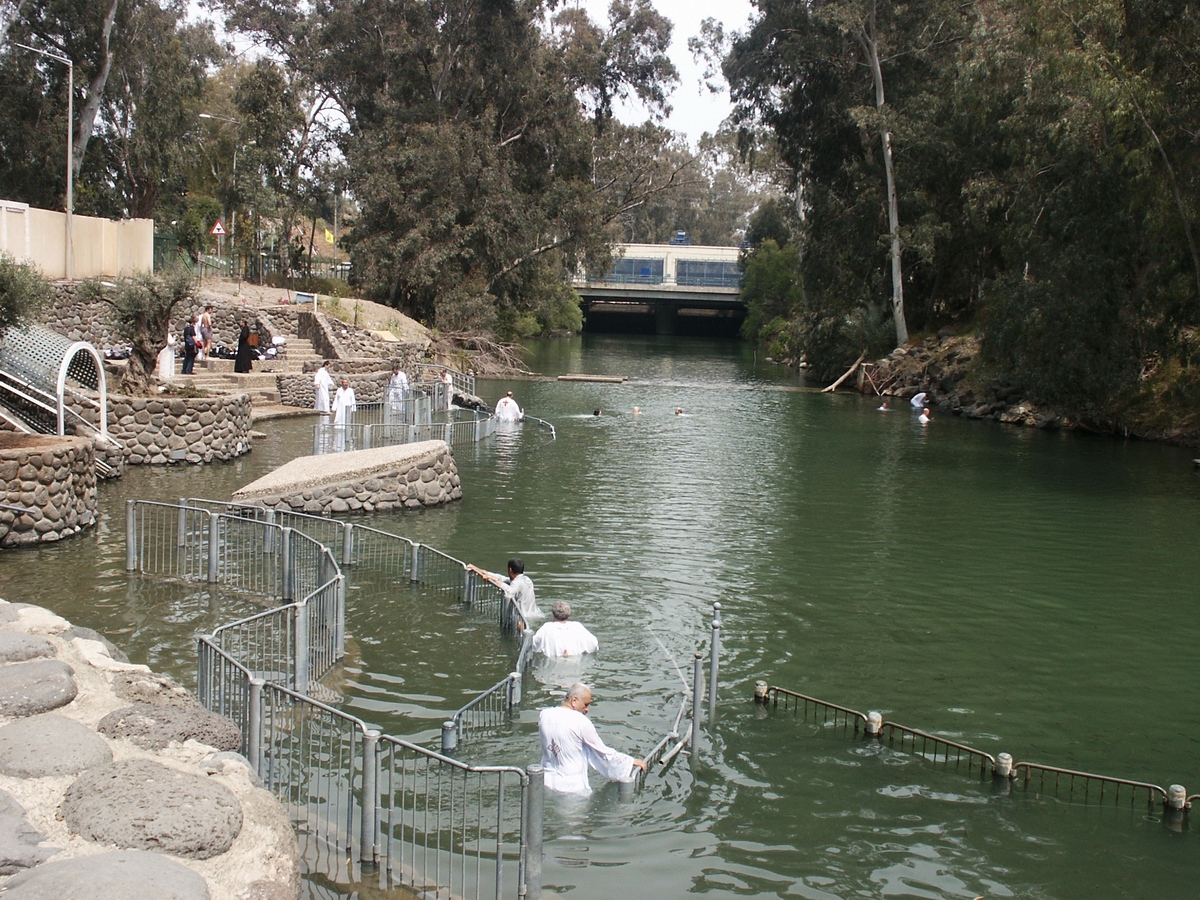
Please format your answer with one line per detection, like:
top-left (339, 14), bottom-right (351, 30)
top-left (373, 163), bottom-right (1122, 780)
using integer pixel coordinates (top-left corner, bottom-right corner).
top-left (280, 528), bottom-right (293, 601)
top-left (206, 511), bottom-right (220, 583)
top-left (464, 567), bottom-right (473, 605)
top-left (294, 602), bottom-right (309, 693)
top-left (708, 601), bottom-right (722, 719)
top-left (360, 729), bottom-right (380, 867)
top-left (410, 543), bottom-right (422, 583)
top-left (312, 425), bottom-right (320, 457)
top-left (336, 574), bottom-right (347, 657)
top-left (263, 509), bottom-right (276, 554)
top-left (363, 423), bottom-right (372, 450)
top-left (176, 498), bottom-right (187, 547)
top-left (247, 677), bottom-right (264, 772)
top-left (691, 652), bottom-right (703, 753)
top-left (524, 765), bottom-right (544, 900)
top-left (442, 720), bottom-right (457, 754)
top-left (125, 499), bottom-right (137, 571)
top-left (509, 671), bottom-right (522, 707)
top-left (341, 522), bottom-right (354, 567)
top-left (196, 637), bottom-right (211, 708)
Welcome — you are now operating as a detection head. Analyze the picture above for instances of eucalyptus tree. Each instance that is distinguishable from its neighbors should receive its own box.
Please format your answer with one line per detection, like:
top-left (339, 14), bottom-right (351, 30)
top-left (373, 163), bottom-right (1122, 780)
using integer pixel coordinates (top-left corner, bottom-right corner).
top-left (217, 0), bottom-right (680, 336)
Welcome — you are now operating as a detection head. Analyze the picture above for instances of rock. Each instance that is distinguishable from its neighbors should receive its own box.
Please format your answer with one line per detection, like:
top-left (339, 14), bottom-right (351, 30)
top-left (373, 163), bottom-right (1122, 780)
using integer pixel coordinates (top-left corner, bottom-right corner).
top-left (0, 633), bottom-right (54, 664)
top-left (0, 714), bottom-right (113, 777)
top-left (61, 626), bottom-right (129, 663)
top-left (62, 759), bottom-right (243, 859)
top-left (0, 659), bottom-right (77, 716)
top-left (97, 703), bottom-right (241, 751)
top-left (0, 790), bottom-right (55, 875)
top-left (1, 850), bottom-right (210, 900)
top-left (110, 671), bottom-right (201, 708)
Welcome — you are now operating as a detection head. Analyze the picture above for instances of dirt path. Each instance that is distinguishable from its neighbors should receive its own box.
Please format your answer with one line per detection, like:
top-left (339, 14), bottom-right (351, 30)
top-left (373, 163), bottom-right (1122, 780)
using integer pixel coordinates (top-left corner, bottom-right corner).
top-left (194, 279), bottom-right (430, 343)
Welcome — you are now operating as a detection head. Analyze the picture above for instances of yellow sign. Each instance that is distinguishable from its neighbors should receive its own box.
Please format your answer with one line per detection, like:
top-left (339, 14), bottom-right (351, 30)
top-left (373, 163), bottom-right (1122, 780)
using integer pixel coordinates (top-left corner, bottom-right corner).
top-left (324, 228), bottom-right (335, 244)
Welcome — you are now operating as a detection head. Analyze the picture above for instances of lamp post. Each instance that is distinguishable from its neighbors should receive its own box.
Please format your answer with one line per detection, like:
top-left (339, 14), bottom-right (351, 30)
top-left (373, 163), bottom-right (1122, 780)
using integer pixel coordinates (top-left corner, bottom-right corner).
top-left (16, 43), bottom-right (73, 280)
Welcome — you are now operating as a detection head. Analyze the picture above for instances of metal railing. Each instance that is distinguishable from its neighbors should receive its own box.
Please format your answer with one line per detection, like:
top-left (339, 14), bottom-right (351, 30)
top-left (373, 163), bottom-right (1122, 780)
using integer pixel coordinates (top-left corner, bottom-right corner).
top-left (313, 408), bottom-right (495, 453)
top-left (758, 683), bottom-right (1185, 813)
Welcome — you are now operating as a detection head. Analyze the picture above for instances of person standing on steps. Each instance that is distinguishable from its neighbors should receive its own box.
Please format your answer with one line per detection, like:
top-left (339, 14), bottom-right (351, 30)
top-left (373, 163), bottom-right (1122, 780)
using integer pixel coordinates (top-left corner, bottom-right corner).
top-left (182, 315), bottom-right (198, 375)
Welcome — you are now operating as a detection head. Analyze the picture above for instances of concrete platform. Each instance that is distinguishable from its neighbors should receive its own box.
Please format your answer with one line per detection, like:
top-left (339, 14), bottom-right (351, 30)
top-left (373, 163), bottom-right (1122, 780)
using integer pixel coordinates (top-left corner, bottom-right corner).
top-left (232, 440), bottom-right (462, 513)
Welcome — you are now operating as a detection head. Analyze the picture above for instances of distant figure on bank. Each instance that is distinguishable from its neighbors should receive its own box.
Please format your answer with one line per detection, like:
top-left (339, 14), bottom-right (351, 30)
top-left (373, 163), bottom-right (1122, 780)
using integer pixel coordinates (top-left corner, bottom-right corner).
top-left (919, 407), bottom-right (932, 425)
top-left (532, 601), bottom-right (598, 658)
top-left (332, 377), bottom-right (356, 450)
top-left (182, 316), bottom-right (198, 375)
top-left (234, 320), bottom-right (253, 373)
top-left (877, 400), bottom-right (889, 411)
top-left (199, 305), bottom-right (214, 359)
top-left (538, 683), bottom-right (647, 795)
top-left (314, 361), bottom-right (334, 413)
top-left (441, 369), bottom-right (454, 410)
top-left (910, 391), bottom-right (928, 408)
top-left (494, 390), bottom-right (523, 422)
top-left (388, 364), bottom-right (409, 413)
top-left (467, 557), bottom-right (542, 624)
top-left (157, 325), bottom-right (176, 380)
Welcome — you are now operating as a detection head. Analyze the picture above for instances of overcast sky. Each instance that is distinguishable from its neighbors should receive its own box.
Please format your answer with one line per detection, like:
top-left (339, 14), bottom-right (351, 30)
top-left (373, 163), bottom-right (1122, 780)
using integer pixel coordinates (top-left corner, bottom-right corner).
top-left (579, 0), bottom-right (757, 146)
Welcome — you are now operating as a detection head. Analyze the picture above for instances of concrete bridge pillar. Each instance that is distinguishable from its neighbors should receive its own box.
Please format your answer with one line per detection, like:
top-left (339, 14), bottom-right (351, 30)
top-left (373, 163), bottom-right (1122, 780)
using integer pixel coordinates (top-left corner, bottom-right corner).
top-left (654, 302), bottom-right (678, 335)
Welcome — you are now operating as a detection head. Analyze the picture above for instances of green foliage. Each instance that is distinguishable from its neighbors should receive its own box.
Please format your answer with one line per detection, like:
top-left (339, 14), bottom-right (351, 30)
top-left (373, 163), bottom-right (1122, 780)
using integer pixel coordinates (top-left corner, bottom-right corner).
top-left (0, 254), bottom-right (50, 334)
top-left (85, 269), bottom-right (195, 390)
top-left (175, 194), bottom-right (223, 262)
top-left (740, 240), bottom-right (803, 343)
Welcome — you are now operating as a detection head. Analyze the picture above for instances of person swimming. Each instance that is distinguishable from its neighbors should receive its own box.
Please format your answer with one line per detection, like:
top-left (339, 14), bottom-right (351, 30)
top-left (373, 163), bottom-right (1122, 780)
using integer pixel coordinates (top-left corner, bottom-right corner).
top-left (878, 400), bottom-right (889, 411)
top-left (674, 407), bottom-right (683, 415)
top-left (593, 408), bottom-right (601, 416)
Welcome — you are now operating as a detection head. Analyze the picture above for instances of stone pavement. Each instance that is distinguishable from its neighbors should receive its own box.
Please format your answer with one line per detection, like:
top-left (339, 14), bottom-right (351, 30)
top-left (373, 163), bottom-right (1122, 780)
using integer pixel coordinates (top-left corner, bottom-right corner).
top-left (0, 600), bottom-right (299, 899)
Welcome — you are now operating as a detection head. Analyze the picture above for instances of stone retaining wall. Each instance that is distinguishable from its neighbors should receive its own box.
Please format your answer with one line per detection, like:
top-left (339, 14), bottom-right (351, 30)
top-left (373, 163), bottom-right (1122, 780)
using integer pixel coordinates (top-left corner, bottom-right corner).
top-left (0, 599), bottom-right (299, 898)
top-left (0, 435), bottom-right (97, 547)
top-left (276, 370), bottom-right (392, 409)
top-left (80, 394), bottom-right (253, 465)
top-left (235, 445), bottom-right (461, 514)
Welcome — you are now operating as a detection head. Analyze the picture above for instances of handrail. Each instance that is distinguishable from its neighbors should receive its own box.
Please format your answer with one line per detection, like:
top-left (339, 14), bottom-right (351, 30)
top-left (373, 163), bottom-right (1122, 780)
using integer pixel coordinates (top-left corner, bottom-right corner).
top-left (1014, 762), bottom-right (1168, 806)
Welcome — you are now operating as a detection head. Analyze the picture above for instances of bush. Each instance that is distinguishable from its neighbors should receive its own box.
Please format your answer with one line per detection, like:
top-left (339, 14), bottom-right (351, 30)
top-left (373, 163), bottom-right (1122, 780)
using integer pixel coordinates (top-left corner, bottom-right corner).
top-left (0, 253), bottom-right (50, 334)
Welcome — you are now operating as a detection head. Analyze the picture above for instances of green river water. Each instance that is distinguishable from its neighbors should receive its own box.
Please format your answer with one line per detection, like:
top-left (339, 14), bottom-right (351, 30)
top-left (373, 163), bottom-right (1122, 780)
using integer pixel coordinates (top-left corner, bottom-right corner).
top-left (1, 333), bottom-right (1198, 899)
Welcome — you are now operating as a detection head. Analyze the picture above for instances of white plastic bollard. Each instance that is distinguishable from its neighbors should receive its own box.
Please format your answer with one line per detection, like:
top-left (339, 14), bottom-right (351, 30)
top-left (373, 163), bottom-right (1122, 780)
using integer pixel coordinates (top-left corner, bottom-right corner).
top-left (995, 752), bottom-right (1014, 779)
top-left (1168, 784), bottom-right (1187, 810)
top-left (865, 710), bottom-right (883, 736)
top-left (754, 680), bottom-right (770, 704)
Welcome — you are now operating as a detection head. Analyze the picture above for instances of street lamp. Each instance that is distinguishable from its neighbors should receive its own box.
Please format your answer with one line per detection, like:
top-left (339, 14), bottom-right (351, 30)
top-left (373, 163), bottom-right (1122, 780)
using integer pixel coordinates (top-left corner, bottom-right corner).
top-left (16, 42), bottom-right (73, 280)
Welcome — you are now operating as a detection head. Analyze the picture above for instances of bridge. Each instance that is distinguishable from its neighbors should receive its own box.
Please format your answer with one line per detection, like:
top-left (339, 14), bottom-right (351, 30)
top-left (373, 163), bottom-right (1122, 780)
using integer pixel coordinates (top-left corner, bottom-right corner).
top-left (573, 242), bottom-right (745, 335)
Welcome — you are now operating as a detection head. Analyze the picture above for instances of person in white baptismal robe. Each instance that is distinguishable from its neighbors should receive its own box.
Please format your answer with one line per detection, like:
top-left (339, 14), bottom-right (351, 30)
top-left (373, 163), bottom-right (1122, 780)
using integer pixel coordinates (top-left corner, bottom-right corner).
top-left (538, 683), bottom-right (646, 795)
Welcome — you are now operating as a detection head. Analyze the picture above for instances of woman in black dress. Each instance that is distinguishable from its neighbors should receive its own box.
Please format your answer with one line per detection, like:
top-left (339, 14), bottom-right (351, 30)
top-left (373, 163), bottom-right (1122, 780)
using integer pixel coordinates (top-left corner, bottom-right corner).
top-left (234, 320), bottom-right (254, 373)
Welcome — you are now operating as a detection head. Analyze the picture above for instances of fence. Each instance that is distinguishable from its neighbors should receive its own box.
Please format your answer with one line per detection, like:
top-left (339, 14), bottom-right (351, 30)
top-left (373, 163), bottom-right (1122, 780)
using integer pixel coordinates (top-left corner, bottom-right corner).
top-left (756, 683), bottom-right (1188, 814)
top-left (133, 498), bottom-right (723, 897)
top-left (312, 399), bottom-right (496, 454)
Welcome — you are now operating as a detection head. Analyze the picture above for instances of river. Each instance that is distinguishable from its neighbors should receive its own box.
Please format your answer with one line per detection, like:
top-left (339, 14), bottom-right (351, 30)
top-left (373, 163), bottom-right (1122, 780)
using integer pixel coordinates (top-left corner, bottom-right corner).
top-left (2, 333), bottom-right (1197, 898)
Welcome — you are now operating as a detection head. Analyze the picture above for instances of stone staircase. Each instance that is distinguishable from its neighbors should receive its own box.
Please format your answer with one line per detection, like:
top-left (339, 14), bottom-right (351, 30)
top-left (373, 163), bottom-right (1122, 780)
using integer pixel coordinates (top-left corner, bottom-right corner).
top-left (175, 329), bottom-right (324, 405)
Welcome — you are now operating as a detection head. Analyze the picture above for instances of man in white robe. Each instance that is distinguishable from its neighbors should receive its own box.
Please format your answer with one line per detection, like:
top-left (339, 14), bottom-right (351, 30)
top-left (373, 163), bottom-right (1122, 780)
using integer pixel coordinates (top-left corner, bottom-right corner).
top-left (314, 362), bottom-right (334, 413)
top-left (494, 391), bottom-right (522, 422)
top-left (467, 557), bottom-right (542, 626)
top-left (332, 377), bottom-right (356, 450)
top-left (538, 683), bottom-right (646, 795)
top-left (532, 601), bottom-right (598, 657)
top-left (388, 365), bottom-right (409, 418)
top-left (910, 391), bottom-right (928, 408)
top-left (440, 369), bottom-right (454, 410)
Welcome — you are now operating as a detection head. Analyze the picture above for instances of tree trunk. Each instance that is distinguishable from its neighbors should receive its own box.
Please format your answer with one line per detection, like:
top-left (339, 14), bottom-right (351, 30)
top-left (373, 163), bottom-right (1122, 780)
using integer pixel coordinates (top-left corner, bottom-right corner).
top-left (72, 0), bottom-right (120, 182)
top-left (861, 5), bottom-right (908, 347)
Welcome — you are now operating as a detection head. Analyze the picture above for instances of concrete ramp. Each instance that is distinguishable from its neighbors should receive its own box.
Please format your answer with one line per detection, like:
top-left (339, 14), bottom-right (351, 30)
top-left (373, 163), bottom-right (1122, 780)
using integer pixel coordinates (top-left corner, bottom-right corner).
top-left (233, 440), bottom-right (461, 513)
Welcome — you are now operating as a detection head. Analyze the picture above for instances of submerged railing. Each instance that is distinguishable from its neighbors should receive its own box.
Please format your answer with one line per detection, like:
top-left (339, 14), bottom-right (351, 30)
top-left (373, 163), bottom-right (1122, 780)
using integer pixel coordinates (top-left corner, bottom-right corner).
top-left (313, 405), bottom-right (497, 453)
top-left (131, 497), bottom-right (721, 897)
top-left (756, 682), bottom-right (1188, 815)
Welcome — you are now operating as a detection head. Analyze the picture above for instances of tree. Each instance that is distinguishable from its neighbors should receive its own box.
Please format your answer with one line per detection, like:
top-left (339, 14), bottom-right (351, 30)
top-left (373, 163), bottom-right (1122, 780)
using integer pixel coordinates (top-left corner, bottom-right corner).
top-left (85, 269), bottom-right (193, 390)
top-left (0, 253), bottom-right (49, 334)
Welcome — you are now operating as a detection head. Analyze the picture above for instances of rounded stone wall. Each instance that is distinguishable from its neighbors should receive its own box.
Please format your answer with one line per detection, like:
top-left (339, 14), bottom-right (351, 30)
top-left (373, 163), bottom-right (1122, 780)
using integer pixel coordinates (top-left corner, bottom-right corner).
top-left (105, 394), bottom-right (253, 465)
top-left (277, 370), bottom-right (391, 409)
top-left (0, 435), bottom-right (97, 548)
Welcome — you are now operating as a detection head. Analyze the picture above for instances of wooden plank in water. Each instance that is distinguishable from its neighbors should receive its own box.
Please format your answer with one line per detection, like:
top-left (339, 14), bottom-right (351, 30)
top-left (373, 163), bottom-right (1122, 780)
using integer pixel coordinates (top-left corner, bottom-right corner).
top-left (557, 374), bottom-right (627, 383)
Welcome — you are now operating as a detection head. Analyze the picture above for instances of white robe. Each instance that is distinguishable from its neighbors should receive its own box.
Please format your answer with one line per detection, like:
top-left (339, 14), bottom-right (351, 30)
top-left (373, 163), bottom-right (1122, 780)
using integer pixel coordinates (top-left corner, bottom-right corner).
top-left (910, 392), bottom-right (927, 408)
top-left (538, 706), bottom-right (639, 795)
top-left (314, 368), bottom-right (334, 412)
top-left (531, 620), bottom-right (598, 658)
top-left (499, 573), bottom-right (542, 623)
top-left (332, 386), bottom-right (356, 425)
top-left (388, 371), bottom-right (409, 408)
top-left (157, 334), bottom-right (176, 380)
top-left (441, 371), bottom-right (454, 410)
top-left (494, 396), bottom-right (522, 422)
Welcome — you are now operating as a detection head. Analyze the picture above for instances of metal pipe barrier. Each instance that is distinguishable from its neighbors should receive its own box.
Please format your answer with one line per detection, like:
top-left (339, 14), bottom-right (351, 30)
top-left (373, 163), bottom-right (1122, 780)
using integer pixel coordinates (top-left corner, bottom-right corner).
top-left (757, 682), bottom-right (1182, 812)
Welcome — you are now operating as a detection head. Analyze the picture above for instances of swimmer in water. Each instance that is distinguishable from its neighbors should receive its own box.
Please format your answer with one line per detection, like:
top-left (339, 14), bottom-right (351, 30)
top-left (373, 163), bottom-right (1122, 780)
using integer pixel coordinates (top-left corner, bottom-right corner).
top-left (919, 407), bottom-right (932, 425)
top-left (878, 400), bottom-right (889, 411)
top-left (632, 406), bottom-right (640, 414)
top-left (674, 407), bottom-right (683, 415)
top-left (593, 408), bottom-right (601, 416)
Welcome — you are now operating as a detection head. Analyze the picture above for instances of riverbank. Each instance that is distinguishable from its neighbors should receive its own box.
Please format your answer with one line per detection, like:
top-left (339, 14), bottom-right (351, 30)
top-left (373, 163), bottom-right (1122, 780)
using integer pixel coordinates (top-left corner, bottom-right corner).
top-left (861, 332), bottom-right (1200, 447)
top-left (0, 599), bottom-right (299, 898)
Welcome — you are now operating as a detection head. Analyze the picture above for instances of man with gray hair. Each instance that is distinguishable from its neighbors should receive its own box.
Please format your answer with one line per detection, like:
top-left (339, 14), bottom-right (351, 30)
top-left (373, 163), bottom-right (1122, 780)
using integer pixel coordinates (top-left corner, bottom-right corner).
top-left (538, 682), bottom-right (646, 794)
top-left (531, 601), bottom-right (597, 657)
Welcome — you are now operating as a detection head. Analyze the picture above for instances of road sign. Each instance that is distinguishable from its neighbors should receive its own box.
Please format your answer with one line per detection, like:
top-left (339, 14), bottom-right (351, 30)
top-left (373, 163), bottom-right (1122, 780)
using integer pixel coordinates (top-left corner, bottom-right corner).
top-left (210, 221), bottom-right (226, 236)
